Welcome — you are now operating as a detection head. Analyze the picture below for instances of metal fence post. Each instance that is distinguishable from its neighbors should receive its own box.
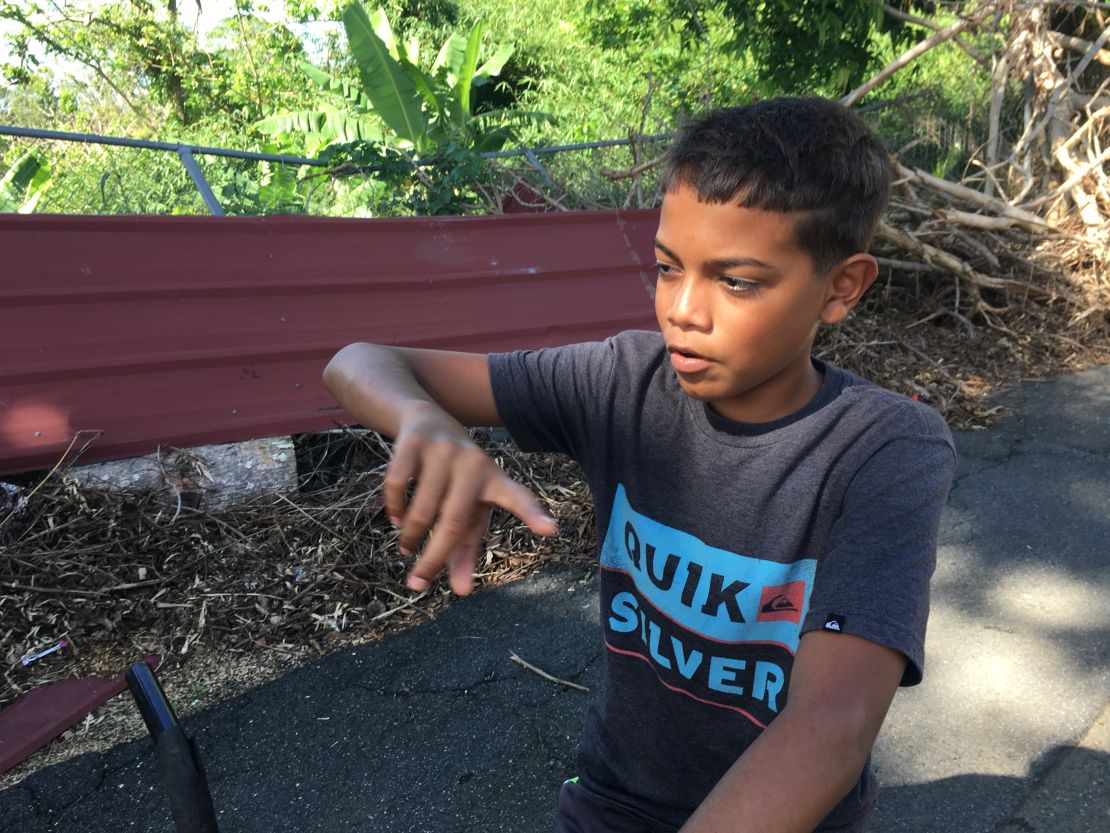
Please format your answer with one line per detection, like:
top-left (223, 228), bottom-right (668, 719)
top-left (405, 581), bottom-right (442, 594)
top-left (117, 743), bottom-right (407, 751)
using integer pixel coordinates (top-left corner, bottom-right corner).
top-left (522, 148), bottom-right (557, 189)
top-left (176, 147), bottom-right (225, 216)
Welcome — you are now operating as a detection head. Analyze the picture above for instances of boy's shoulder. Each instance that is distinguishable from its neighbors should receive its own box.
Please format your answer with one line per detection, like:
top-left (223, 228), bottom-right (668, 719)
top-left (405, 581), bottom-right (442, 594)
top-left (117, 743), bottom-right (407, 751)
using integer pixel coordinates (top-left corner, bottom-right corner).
top-left (829, 364), bottom-right (955, 450)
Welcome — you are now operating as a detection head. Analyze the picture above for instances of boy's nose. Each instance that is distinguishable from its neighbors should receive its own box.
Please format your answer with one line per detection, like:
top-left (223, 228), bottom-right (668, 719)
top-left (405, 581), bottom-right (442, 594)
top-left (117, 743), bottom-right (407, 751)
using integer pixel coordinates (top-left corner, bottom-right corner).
top-left (666, 277), bottom-right (711, 331)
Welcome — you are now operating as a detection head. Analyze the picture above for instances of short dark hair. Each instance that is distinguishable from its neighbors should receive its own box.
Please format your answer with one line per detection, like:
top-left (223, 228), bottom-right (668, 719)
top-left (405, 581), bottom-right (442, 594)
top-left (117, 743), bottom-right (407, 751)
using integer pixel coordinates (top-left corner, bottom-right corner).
top-left (660, 97), bottom-right (893, 276)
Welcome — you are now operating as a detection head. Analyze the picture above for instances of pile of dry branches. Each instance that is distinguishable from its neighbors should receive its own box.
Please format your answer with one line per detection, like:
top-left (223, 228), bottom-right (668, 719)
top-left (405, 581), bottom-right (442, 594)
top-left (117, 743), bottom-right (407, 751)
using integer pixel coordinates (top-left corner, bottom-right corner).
top-left (828, 2), bottom-right (1110, 425)
top-left (0, 430), bottom-right (594, 708)
top-left (862, 1), bottom-right (1109, 324)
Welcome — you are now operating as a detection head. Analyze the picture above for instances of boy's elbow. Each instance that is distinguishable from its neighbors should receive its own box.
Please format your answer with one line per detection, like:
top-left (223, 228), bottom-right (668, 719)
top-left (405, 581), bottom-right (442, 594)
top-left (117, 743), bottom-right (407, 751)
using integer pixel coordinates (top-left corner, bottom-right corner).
top-left (323, 342), bottom-right (367, 392)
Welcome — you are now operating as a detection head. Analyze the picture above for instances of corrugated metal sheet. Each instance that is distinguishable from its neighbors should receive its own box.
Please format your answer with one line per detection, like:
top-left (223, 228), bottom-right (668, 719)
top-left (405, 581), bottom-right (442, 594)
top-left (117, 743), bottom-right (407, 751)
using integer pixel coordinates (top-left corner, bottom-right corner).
top-left (1, 211), bottom-right (660, 474)
top-left (0, 655), bottom-right (159, 774)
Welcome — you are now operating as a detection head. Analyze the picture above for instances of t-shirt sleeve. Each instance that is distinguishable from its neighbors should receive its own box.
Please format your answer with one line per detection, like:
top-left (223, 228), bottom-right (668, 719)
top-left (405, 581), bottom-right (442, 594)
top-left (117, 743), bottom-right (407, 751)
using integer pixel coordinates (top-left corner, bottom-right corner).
top-left (801, 422), bottom-right (956, 686)
top-left (487, 335), bottom-right (624, 460)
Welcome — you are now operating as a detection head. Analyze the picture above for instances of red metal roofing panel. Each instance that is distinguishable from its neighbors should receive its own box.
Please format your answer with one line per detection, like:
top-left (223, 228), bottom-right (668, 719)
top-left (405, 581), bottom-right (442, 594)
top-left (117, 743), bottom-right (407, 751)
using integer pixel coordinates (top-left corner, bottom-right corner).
top-left (0, 656), bottom-right (160, 774)
top-left (0, 211), bottom-right (660, 474)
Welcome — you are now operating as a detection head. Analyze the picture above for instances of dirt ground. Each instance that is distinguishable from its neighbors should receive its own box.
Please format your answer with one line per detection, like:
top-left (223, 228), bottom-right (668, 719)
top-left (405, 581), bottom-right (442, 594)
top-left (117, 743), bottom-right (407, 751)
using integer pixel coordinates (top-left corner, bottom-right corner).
top-left (2, 266), bottom-right (1108, 789)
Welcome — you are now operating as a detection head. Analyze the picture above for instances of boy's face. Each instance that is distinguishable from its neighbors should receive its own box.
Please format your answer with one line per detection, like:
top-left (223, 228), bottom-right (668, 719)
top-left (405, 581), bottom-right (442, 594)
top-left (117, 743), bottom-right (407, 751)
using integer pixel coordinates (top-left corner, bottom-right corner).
top-left (654, 184), bottom-right (841, 424)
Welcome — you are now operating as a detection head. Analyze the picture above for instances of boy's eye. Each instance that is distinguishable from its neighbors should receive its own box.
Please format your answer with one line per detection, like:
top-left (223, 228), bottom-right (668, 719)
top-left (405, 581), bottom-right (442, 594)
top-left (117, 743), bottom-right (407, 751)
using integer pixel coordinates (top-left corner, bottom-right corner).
top-left (655, 262), bottom-right (678, 278)
top-left (721, 276), bottom-right (760, 295)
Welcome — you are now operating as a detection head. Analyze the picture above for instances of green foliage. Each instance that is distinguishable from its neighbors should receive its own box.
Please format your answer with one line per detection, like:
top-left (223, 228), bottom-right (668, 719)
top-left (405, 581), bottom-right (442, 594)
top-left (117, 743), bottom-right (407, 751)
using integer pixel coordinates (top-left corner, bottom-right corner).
top-left (254, 102), bottom-right (384, 150)
top-left (218, 151), bottom-right (305, 215)
top-left (258, 4), bottom-right (550, 157)
top-left (719, 0), bottom-right (888, 94)
top-left (318, 138), bottom-right (488, 214)
top-left (448, 0), bottom-right (706, 143)
top-left (0, 0), bottom-right (313, 133)
top-left (858, 7), bottom-right (998, 178)
top-left (0, 151), bottom-right (51, 212)
top-left (250, 3), bottom-right (553, 214)
top-left (342, 4), bottom-right (429, 146)
top-left (1, 0), bottom-right (990, 215)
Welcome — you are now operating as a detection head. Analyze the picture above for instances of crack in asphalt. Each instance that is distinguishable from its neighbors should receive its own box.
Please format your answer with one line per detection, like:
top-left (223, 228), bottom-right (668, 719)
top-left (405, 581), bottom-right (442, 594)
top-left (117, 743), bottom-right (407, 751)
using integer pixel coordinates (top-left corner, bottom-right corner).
top-left (952, 434), bottom-right (1110, 491)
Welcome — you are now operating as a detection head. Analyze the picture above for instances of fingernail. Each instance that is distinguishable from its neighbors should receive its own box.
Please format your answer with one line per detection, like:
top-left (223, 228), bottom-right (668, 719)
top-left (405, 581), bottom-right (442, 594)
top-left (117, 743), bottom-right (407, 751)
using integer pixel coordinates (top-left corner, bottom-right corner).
top-left (389, 515), bottom-right (402, 527)
top-left (407, 575), bottom-right (429, 591)
top-left (400, 545), bottom-right (413, 557)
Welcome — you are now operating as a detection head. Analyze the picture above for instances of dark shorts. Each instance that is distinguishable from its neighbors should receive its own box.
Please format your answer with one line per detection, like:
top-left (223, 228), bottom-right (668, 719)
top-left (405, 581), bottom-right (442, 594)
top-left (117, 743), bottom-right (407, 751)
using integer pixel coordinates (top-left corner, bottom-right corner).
top-left (554, 779), bottom-right (875, 833)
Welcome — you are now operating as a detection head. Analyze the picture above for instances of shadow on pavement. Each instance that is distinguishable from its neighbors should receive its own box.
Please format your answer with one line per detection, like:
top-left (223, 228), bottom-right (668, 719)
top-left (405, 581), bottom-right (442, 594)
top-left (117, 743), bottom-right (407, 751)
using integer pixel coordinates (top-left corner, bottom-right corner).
top-left (874, 745), bottom-right (1109, 833)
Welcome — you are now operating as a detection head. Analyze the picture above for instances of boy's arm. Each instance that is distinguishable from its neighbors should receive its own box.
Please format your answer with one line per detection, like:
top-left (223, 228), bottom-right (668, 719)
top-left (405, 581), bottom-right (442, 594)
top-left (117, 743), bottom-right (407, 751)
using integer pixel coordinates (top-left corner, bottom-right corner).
top-left (679, 631), bottom-right (906, 833)
top-left (322, 343), bottom-right (557, 595)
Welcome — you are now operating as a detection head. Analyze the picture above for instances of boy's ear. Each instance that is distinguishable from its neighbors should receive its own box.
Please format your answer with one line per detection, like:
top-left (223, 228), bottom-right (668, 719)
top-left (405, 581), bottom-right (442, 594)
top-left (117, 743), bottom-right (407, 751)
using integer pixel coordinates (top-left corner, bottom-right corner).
top-left (819, 254), bottom-right (878, 325)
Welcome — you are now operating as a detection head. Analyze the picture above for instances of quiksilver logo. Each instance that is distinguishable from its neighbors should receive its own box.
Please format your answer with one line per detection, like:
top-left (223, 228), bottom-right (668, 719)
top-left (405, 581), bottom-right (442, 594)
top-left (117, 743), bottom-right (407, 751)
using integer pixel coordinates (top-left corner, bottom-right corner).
top-left (823, 614), bottom-right (846, 632)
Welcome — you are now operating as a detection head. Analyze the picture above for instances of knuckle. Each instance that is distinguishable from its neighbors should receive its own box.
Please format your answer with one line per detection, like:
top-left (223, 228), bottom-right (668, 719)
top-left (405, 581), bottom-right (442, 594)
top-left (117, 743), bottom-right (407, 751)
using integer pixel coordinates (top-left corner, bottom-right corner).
top-left (406, 511), bottom-right (433, 530)
top-left (383, 470), bottom-right (408, 490)
top-left (415, 549), bottom-right (447, 570)
top-left (436, 516), bottom-right (469, 538)
top-left (437, 439), bottom-right (469, 458)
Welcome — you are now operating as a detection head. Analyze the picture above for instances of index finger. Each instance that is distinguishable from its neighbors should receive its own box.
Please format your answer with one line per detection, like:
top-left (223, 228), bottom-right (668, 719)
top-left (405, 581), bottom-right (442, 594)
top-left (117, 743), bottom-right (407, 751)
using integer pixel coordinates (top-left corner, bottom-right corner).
top-left (481, 475), bottom-right (559, 537)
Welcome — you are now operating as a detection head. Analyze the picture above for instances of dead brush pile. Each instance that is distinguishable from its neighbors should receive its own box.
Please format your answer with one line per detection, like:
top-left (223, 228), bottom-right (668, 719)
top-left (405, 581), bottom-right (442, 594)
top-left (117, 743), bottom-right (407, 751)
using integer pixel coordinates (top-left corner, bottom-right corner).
top-left (0, 431), bottom-right (594, 708)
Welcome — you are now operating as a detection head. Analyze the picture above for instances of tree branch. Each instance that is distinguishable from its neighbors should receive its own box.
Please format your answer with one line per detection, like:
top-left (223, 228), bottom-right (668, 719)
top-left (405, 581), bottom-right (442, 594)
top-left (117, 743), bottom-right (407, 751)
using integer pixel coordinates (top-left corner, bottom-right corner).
top-left (842, 5), bottom-right (991, 107)
top-left (879, 2), bottom-right (989, 66)
top-left (898, 164), bottom-right (1057, 233)
top-left (1048, 29), bottom-right (1110, 67)
top-left (6, 11), bottom-right (156, 129)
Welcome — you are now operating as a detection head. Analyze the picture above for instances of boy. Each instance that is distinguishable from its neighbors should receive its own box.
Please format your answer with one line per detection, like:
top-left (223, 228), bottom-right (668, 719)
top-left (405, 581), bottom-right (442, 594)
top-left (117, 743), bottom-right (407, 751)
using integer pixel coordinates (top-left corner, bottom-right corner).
top-left (322, 97), bottom-right (956, 833)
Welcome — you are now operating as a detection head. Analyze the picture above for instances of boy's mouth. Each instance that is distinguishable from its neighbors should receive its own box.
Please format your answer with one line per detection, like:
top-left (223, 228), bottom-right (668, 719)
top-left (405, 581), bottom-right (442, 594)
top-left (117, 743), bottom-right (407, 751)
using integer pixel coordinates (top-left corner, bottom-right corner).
top-left (667, 345), bottom-right (714, 373)
top-left (668, 344), bottom-right (710, 360)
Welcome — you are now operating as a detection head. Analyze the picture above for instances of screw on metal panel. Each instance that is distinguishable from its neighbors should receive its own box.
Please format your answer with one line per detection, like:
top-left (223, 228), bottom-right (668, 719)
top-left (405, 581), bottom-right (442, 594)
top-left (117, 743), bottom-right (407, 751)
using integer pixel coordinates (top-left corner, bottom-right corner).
top-left (34, 431), bottom-right (42, 437)
top-left (293, 383), bottom-right (301, 389)
top-left (231, 409), bottom-right (238, 415)
top-left (280, 316), bottom-right (287, 322)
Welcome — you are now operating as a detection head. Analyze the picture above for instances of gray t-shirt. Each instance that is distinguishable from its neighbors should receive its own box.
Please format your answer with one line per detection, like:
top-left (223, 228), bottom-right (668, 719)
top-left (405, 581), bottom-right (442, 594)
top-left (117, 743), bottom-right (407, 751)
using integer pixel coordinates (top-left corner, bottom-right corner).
top-left (489, 329), bottom-right (955, 830)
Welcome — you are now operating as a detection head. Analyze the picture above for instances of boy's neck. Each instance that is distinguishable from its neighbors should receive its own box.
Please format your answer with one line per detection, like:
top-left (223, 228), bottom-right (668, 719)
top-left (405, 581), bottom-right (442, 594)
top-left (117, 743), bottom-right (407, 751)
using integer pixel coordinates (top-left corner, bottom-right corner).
top-left (707, 356), bottom-right (825, 425)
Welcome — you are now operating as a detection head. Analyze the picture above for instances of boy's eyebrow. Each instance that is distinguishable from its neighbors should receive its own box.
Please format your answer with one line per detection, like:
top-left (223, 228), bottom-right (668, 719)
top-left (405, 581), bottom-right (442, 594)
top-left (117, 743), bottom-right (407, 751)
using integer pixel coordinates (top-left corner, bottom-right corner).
top-left (653, 238), bottom-right (778, 273)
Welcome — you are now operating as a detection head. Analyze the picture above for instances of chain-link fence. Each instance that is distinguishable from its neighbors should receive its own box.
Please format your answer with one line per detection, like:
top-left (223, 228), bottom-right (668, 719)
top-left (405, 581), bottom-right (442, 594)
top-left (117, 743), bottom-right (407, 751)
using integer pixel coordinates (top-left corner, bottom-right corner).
top-left (1, 110), bottom-right (981, 218)
top-left (0, 125), bottom-right (677, 217)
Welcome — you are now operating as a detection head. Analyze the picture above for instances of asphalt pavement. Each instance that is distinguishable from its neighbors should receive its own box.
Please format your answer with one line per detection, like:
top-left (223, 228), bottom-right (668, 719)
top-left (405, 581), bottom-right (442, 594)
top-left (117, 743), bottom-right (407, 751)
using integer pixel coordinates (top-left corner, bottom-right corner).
top-left (1, 365), bottom-right (1107, 833)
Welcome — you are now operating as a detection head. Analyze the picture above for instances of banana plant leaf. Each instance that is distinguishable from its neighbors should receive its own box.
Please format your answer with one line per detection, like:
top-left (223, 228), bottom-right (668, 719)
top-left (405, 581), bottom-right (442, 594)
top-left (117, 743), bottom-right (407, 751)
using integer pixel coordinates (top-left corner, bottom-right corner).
top-left (455, 22), bottom-right (484, 116)
top-left (254, 106), bottom-right (384, 143)
top-left (399, 56), bottom-right (443, 122)
top-left (0, 152), bottom-right (50, 213)
top-left (368, 6), bottom-right (400, 61)
top-left (475, 44), bottom-right (513, 81)
top-left (472, 108), bottom-right (558, 128)
top-left (433, 32), bottom-right (468, 81)
top-left (343, 3), bottom-right (428, 149)
top-left (300, 61), bottom-right (372, 113)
